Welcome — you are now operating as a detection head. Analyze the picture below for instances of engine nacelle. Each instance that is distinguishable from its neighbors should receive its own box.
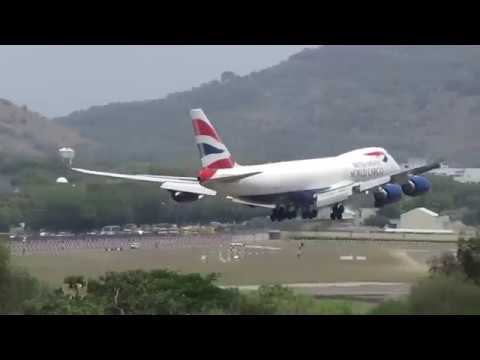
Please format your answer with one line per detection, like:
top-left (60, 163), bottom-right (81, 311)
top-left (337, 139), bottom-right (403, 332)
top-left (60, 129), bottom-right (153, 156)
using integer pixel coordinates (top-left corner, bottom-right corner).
top-left (170, 191), bottom-right (204, 203)
top-left (374, 183), bottom-right (402, 207)
top-left (401, 175), bottom-right (431, 197)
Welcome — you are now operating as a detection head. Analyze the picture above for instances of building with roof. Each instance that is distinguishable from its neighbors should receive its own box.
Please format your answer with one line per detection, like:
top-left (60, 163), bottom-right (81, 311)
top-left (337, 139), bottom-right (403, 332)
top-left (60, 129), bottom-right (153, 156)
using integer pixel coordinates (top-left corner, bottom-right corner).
top-left (398, 207), bottom-right (451, 231)
top-left (429, 164), bottom-right (480, 184)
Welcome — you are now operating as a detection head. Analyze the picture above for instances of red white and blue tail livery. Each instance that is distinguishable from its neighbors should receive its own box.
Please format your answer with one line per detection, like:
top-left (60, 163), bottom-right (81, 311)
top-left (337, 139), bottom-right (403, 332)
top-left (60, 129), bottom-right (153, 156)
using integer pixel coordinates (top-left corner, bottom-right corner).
top-left (191, 109), bottom-right (235, 170)
top-left (70, 108), bottom-right (441, 221)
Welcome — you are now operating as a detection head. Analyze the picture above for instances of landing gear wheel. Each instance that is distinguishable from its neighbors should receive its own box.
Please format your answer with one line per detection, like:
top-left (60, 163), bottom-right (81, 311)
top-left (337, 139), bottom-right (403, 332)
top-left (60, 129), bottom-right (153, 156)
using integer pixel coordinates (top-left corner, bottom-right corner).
top-left (330, 203), bottom-right (345, 221)
top-left (338, 204), bottom-right (344, 213)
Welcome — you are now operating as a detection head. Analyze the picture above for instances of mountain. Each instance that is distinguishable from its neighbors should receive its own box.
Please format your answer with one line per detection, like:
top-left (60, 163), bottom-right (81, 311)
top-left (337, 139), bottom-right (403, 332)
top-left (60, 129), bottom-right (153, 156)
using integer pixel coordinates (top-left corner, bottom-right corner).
top-left (0, 99), bottom-right (89, 165)
top-left (56, 45), bottom-right (480, 168)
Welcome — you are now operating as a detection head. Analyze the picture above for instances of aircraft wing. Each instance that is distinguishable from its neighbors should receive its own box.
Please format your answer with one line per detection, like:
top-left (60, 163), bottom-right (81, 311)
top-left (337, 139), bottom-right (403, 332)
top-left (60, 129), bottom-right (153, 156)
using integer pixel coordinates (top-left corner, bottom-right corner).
top-left (390, 161), bottom-right (443, 184)
top-left (71, 168), bottom-right (217, 196)
top-left (314, 161), bottom-right (442, 208)
top-left (353, 161), bottom-right (442, 193)
top-left (226, 196), bottom-right (276, 209)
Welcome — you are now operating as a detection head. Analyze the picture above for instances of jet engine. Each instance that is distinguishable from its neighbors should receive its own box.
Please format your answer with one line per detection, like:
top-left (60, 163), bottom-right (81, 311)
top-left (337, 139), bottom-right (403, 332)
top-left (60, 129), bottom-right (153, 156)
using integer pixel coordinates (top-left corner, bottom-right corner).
top-left (374, 183), bottom-right (402, 207)
top-left (170, 191), bottom-right (204, 203)
top-left (401, 175), bottom-right (431, 197)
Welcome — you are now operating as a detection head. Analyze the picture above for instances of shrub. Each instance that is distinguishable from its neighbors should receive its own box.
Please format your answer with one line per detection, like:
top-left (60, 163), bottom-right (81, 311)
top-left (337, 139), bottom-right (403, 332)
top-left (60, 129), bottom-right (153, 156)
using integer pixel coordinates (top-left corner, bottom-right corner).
top-left (368, 300), bottom-right (410, 315)
top-left (408, 276), bottom-right (480, 315)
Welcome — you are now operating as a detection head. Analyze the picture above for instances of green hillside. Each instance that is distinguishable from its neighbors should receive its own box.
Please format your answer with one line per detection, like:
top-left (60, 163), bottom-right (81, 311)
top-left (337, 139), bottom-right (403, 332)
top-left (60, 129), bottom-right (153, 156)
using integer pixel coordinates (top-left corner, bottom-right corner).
top-left (57, 46), bottom-right (480, 167)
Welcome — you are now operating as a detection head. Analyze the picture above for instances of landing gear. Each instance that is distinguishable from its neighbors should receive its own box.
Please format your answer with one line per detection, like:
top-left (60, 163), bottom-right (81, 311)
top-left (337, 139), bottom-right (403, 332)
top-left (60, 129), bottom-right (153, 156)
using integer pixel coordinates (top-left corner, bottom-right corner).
top-left (287, 206), bottom-right (297, 219)
top-left (270, 205), bottom-right (298, 222)
top-left (301, 206), bottom-right (318, 220)
top-left (330, 203), bottom-right (345, 220)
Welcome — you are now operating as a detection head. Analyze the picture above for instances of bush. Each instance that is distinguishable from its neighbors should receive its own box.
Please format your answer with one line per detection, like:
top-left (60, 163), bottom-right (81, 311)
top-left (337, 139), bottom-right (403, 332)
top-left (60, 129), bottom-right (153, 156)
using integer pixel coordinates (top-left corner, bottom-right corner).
top-left (457, 237), bottom-right (480, 283)
top-left (0, 241), bottom-right (42, 314)
top-left (408, 276), bottom-right (480, 315)
top-left (428, 252), bottom-right (463, 278)
top-left (368, 300), bottom-right (410, 315)
top-left (370, 276), bottom-right (480, 315)
top-left (237, 285), bottom-right (354, 315)
top-left (363, 214), bottom-right (390, 227)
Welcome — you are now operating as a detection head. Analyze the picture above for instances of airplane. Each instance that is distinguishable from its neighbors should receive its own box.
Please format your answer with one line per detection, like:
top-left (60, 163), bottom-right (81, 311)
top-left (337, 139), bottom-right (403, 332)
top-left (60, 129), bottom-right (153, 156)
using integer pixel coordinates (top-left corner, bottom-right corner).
top-left (70, 109), bottom-right (441, 222)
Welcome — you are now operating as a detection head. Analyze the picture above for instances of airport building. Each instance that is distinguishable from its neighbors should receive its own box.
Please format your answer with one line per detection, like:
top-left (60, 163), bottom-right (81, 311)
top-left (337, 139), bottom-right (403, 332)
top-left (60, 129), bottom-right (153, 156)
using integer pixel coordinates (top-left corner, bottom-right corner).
top-left (397, 207), bottom-right (451, 232)
top-left (402, 158), bottom-right (480, 184)
top-left (430, 167), bottom-right (480, 183)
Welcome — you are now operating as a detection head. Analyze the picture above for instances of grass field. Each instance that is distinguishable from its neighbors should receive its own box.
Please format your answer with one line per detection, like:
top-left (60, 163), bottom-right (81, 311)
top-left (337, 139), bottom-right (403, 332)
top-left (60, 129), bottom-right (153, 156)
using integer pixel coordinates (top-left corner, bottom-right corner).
top-left (12, 239), bottom-right (451, 287)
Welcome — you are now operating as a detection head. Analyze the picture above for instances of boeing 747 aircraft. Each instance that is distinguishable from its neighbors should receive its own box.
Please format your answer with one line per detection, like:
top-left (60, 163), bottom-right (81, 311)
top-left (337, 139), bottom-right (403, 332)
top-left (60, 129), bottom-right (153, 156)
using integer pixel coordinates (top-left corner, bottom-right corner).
top-left (71, 109), bottom-right (441, 222)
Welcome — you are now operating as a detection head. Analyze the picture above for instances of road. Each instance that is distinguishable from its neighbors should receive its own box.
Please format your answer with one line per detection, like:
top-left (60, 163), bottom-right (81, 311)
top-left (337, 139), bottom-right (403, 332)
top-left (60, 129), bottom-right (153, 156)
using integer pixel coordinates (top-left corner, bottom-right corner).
top-left (223, 282), bottom-right (411, 301)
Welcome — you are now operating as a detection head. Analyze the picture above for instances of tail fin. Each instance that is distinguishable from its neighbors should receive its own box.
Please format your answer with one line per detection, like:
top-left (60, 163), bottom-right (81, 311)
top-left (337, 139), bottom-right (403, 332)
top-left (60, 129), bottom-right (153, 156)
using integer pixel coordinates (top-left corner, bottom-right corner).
top-left (190, 109), bottom-right (236, 169)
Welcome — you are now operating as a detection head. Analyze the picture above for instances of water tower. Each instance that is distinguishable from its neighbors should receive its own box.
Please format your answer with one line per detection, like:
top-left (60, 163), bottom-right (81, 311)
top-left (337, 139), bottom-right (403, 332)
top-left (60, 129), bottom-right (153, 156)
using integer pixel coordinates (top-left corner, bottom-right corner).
top-left (58, 147), bottom-right (75, 168)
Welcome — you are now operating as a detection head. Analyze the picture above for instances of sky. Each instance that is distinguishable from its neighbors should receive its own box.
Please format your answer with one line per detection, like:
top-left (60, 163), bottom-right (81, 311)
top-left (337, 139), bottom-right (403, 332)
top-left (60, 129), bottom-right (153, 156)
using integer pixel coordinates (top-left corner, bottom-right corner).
top-left (0, 45), bottom-right (319, 118)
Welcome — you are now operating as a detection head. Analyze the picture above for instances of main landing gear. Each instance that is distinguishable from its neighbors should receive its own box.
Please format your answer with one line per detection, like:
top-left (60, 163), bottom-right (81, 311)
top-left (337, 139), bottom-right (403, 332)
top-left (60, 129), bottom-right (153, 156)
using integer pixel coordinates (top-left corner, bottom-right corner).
top-left (270, 205), bottom-right (298, 222)
top-left (270, 203), bottom-right (344, 222)
top-left (330, 203), bottom-right (344, 220)
top-left (270, 205), bottom-right (319, 222)
top-left (301, 206), bottom-right (318, 220)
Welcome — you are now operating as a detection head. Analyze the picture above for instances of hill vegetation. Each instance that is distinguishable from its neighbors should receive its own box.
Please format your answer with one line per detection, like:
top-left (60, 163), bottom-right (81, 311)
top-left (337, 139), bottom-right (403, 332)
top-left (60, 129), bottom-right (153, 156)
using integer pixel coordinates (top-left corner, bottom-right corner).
top-left (0, 171), bottom-right (479, 233)
top-left (0, 99), bottom-right (88, 165)
top-left (57, 45), bottom-right (480, 167)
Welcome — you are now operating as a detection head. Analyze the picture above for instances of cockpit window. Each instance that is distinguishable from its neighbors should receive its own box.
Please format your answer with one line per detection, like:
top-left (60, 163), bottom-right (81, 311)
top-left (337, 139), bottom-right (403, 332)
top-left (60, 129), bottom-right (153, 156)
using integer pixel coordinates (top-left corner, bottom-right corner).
top-left (383, 155), bottom-right (388, 163)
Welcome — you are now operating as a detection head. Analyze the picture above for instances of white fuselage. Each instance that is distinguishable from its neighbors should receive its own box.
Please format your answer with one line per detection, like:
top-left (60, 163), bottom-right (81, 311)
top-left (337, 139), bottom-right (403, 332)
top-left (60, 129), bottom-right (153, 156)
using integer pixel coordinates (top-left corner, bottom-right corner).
top-left (204, 147), bottom-right (401, 197)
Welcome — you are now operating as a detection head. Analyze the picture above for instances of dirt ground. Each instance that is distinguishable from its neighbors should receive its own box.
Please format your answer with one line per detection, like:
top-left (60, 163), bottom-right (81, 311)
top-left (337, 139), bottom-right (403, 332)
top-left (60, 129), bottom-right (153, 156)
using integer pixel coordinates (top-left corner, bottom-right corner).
top-left (11, 236), bottom-right (454, 286)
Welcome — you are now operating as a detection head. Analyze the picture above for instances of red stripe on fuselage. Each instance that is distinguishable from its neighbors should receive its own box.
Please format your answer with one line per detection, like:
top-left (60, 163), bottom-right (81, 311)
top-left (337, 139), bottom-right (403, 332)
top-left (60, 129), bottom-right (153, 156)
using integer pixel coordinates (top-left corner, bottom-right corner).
top-left (192, 119), bottom-right (221, 141)
top-left (365, 151), bottom-right (385, 156)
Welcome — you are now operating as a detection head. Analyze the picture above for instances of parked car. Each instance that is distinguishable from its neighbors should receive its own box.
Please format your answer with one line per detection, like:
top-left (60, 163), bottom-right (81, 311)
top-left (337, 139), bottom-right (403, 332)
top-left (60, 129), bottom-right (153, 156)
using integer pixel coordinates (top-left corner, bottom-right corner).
top-left (139, 225), bottom-right (153, 234)
top-left (129, 242), bottom-right (140, 249)
top-left (123, 223), bottom-right (138, 233)
top-left (56, 232), bottom-right (74, 237)
top-left (100, 226), bottom-right (122, 236)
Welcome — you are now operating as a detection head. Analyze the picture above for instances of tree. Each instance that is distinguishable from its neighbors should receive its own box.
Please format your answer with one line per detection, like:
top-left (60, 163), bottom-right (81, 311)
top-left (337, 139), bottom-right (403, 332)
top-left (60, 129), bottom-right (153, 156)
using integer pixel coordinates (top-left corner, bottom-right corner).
top-left (408, 276), bottom-right (480, 315)
top-left (428, 237), bottom-right (480, 284)
top-left (221, 71), bottom-right (236, 83)
top-left (0, 241), bottom-right (41, 314)
top-left (24, 291), bottom-right (105, 315)
top-left (83, 270), bottom-right (239, 315)
top-left (457, 237), bottom-right (480, 284)
top-left (428, 252), bottom-right (462, 278)
top-left (363, 214), bottom-right (391, 227)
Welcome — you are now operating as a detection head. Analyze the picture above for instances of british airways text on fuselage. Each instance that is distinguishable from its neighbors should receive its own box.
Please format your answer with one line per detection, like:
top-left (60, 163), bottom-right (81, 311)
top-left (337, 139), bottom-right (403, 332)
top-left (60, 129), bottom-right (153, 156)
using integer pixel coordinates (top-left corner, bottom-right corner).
top-left (350, 160), bottom-right (385, 179)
